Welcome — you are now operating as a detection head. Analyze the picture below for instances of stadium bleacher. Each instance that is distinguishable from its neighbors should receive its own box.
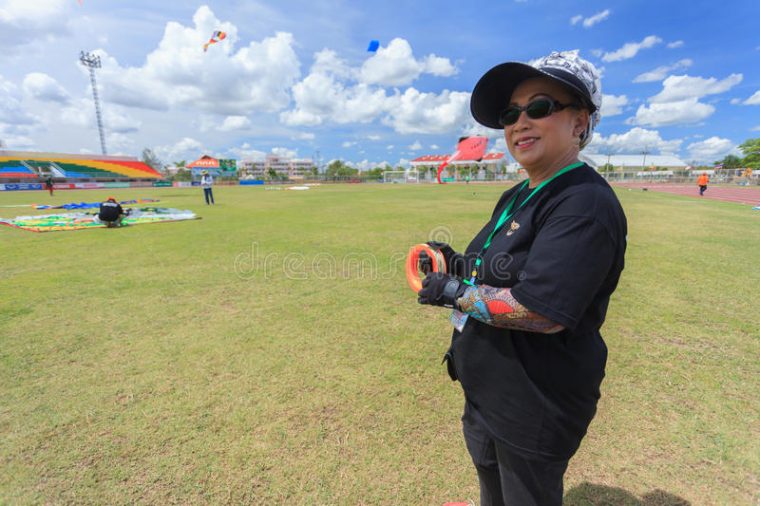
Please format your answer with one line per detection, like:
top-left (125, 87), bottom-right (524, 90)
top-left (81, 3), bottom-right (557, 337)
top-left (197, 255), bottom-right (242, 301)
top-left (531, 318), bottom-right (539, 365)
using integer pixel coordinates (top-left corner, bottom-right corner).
top-left (0, 151), bottom-right (162, 180)
top-left (0, 160), bottom-right (37, 179)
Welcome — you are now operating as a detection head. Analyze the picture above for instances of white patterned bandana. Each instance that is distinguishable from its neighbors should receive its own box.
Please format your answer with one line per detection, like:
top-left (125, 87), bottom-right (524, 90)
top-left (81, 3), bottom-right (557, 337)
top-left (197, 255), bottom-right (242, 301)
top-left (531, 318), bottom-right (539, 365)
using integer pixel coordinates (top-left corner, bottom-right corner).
top-left (530, 50), bottom-right (602, 149)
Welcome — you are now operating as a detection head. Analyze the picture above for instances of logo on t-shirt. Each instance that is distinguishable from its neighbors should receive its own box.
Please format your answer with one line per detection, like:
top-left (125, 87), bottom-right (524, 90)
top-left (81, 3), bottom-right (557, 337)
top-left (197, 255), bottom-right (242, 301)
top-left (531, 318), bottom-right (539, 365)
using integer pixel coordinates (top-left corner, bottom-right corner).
top-left (506, 220), bottom-right (520, 236)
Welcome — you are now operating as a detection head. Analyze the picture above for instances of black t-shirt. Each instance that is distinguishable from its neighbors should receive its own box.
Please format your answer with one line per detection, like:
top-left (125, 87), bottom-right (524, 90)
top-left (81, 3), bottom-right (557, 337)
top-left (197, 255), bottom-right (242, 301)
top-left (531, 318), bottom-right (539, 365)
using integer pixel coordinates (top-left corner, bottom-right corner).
top-left (449, 164), bottom-right (627, 461)
top-left (98, 201), bottom-right (123, 221)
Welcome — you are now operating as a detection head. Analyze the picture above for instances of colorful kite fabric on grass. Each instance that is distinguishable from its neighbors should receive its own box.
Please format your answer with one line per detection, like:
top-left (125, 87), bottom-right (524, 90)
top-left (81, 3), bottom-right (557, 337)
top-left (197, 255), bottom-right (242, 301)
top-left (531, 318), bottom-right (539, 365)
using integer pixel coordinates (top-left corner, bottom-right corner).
top-left (33, 198), bottom-right (159, 210)
top-left (0, 207), bottom-right (198, 233)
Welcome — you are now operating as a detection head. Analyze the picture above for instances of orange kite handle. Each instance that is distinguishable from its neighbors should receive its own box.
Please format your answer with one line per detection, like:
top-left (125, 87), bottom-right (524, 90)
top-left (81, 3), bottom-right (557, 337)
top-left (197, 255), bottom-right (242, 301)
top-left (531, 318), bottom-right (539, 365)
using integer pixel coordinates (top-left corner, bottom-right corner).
top-left (406, 243), bottom-right (447, 293)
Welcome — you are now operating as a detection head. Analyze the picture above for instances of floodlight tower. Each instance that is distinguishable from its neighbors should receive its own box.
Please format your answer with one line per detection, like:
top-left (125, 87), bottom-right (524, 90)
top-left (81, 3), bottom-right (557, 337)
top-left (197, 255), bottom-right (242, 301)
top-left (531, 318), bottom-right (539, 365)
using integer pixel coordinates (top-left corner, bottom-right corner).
top-left (79, 51), bottom-right (107, 155)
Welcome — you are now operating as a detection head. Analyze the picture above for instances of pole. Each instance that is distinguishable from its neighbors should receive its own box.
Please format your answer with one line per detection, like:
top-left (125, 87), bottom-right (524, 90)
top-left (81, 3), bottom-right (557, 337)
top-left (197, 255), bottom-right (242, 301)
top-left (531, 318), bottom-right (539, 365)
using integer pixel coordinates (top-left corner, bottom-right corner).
top-left (80, 51), bottom-right (107, 155)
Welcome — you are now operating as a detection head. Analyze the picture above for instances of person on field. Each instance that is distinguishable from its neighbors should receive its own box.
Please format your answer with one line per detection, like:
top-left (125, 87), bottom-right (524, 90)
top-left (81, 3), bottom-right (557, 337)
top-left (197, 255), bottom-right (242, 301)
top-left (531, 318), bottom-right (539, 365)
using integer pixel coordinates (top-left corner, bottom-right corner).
top-left (98, 197), bottom-right (127, 228)
top-left (45, 175), bottom-right (54, 196)
top-left (201, 170), bottom-right (215, 205)
top-left (697, 172), bottom-right (709, 196)
top-left (417, 50), bottom-right (627, 506)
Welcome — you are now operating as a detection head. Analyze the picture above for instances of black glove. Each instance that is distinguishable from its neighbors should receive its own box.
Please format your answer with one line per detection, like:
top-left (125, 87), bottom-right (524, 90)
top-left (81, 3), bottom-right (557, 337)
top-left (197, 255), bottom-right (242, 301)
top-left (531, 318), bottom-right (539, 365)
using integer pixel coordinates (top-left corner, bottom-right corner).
top-left (419, 242), bottom-right (465, 277)
top-left (418, 272), bottom-right (467, 309)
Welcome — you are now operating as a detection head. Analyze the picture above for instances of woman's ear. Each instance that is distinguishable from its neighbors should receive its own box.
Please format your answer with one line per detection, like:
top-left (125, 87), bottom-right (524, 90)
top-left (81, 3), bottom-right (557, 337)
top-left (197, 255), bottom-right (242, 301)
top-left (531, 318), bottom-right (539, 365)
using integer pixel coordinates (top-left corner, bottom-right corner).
top-left (573, 109), bottom-right (590, 138)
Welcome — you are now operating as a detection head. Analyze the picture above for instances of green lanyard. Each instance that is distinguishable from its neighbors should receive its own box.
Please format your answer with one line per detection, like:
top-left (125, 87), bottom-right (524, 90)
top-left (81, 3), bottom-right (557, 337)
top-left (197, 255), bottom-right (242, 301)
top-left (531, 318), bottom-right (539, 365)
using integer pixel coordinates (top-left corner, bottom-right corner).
top-left (464, 161), bottom-right (584, 286)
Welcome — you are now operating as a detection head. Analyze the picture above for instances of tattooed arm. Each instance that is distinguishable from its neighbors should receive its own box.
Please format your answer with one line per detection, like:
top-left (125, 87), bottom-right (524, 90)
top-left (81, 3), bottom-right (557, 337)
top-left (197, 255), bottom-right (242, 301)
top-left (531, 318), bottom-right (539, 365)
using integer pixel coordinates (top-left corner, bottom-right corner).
top-left (457, 285), bottom-right (564, 334)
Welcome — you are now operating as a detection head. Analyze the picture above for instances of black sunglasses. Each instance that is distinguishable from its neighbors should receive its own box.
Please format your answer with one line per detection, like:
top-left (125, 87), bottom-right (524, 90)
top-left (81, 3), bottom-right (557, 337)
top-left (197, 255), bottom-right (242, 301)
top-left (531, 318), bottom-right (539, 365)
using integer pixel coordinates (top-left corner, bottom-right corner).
top-left (498, 98), bottom-right (580, 127)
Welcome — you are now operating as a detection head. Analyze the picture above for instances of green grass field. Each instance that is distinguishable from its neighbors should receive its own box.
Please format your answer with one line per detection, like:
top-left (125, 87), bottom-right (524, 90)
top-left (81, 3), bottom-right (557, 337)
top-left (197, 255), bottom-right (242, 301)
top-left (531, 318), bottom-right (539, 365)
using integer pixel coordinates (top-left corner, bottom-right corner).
top-left (1, 184), bottom-right (758, 505)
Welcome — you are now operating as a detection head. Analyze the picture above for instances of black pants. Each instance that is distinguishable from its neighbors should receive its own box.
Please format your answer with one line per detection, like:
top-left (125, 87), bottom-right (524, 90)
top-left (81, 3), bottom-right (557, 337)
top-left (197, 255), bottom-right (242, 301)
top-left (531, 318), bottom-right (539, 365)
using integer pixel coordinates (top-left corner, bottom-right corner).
top-left (699, 185), bottom-right (707, 196)
top-left (203, 187), bottom-right (215, 204)
top-left (462, 406), bottom-right (568, 506)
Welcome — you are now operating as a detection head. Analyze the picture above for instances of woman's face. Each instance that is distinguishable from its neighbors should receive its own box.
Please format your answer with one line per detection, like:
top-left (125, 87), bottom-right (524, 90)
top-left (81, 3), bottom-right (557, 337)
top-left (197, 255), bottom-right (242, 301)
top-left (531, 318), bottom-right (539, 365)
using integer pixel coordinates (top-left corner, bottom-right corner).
top-left (504, 77), bottom-right (589, 170)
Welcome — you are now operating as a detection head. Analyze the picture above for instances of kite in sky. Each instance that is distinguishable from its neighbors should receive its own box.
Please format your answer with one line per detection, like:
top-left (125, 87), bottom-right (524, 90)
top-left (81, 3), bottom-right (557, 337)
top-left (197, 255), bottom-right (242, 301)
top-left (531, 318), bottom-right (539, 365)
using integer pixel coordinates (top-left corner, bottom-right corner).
top-left (367, 40), bottom-right (380, 52)
top-left (437, 136), bottom-right (489, 184)
top-left (204, 31), bottom-right (227, 52)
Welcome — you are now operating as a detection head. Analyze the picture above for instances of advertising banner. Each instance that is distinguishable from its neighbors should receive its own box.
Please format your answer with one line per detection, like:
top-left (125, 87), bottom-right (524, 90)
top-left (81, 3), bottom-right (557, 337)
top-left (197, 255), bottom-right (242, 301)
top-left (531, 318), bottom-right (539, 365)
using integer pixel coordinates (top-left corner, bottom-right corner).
top-left (239, 180), bottom-right (265, 185)
top-left (0, 183), bottom-right (43, 191)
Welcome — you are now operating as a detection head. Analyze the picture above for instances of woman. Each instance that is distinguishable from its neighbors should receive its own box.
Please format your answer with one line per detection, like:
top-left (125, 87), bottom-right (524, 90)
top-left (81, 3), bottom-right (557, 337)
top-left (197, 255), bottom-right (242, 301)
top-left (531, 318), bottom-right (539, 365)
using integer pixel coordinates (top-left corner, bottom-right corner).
top-left (418, 51), bottom-right (627, 505)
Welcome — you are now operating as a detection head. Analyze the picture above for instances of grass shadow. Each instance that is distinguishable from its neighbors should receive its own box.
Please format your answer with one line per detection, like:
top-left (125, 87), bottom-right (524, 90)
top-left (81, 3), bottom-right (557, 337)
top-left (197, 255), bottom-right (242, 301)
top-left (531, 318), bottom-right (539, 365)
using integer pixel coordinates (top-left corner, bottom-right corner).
top-left (565, 482), bottom-right (690, 505)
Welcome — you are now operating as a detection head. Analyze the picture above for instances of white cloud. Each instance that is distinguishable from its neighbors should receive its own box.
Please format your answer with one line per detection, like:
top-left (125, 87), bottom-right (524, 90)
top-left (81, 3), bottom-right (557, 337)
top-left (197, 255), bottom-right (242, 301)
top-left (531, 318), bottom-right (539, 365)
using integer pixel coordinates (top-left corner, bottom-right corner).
top-left (22, 72), bottom-right (70, 103)
top-left (280, 60), bottom-right (390, 126)
top-left (630, 73), bottom-right (743, 127)
top-left (341, 141), bottom-right (357, 148)
top-left (632, 99), bottom-right (714, 127)
top-left (570, 15), bottom-right (583, 25)
top-left (686, 137), bottom-right (738, 162)
top-left (97, 7), bottom-right (300, 116)
top-left (0, 128), bottom-right (35, 149)
top-left (155, 137), bottom-right (204, 162)
top-left (650, 73), bottom-right (742, 103)
top-left (430, 144), bottom-right (440, 150)
top-left (229, 142), bottom-right (267, 161)
top-left (386, 145), bottom-right (394, 150)
top-left (408, 140), bottom-right (422, 150)
top-left (602, 35), bottom-right (662, 62)
top-left (667, 40), bottom-right (684, 49)
top-left (0, 74), bottom-right (37, 126)
top-left (744, 90), bottom-right (760, 105)
top-left (0, 0), bottom-right (71, 47)
top-left (730, 98), bottom-right (741, 105)
top-left (601, 94), bottom-right (628, 116)
top-left (633, 59), bottom-right (693, 83)
top-left (106, 132), bottom-right (136, 154)
top-left (492, 137), bottom-right (508, 153)
top-left (359, 38), bottom-right (456, 87)
top-left (282, 44), bottom-right (468, 135)
top-left (46, 96), bottom-right (139, 135)
top-left (587, 127), bottom-right (682, 155)
top-left (582, 9), bottom-right (611, 28)
top-left (383, 88), bottom-right (470, 135)
top-left (104, 107), bottom-right (142, 134)
top-left (218, 115), bottom-right (251, 131)
top-left (752, 125), bottom-right (760, 132)
top-left (272, 146), bottom-right (298, 159)
top-left (366, 134), bottom-right (381, 141)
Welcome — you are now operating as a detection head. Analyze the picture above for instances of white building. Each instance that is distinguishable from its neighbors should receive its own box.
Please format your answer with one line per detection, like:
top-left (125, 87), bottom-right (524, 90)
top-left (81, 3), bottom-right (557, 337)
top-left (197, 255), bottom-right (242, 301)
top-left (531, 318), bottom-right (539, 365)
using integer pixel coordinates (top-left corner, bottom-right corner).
top-left (239, 155), bottom-right (316, 179)
top-left (581, 153), bottom-right (687, 170)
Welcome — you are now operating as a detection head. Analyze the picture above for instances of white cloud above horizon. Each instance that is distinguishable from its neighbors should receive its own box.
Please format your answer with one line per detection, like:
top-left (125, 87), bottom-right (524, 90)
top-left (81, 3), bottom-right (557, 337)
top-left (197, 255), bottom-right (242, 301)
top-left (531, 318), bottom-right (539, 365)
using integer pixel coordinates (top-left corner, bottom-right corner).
top-left (601, 94), bottom-right (628, 116)
top-left (633, 59), bottom-right (693, 83)
top-left (630, 73), bottom-right (743, 127)
top-left (602, 35), bottom-right (662, 62)
top-left (570, 9), bottom-right (611, 28)
top-left (588, 127), bottom-right (682, 155)
top-left (686, 136), bottom-right (738, 162)
top-left (744, 90), bottom-right (760, 105)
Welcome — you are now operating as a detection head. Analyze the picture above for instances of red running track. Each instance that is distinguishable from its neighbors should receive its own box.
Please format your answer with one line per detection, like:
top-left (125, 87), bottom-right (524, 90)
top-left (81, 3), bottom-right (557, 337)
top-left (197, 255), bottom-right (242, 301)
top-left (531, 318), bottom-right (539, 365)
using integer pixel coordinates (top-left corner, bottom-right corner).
top-left (612, 183), bottom-right (760, 206)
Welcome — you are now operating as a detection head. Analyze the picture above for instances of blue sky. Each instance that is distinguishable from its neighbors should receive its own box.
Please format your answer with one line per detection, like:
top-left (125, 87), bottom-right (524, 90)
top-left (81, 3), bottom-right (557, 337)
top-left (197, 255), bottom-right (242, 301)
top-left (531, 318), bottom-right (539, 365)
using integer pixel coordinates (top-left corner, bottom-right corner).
top-left (1, 0), bottom-right (758, 168)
